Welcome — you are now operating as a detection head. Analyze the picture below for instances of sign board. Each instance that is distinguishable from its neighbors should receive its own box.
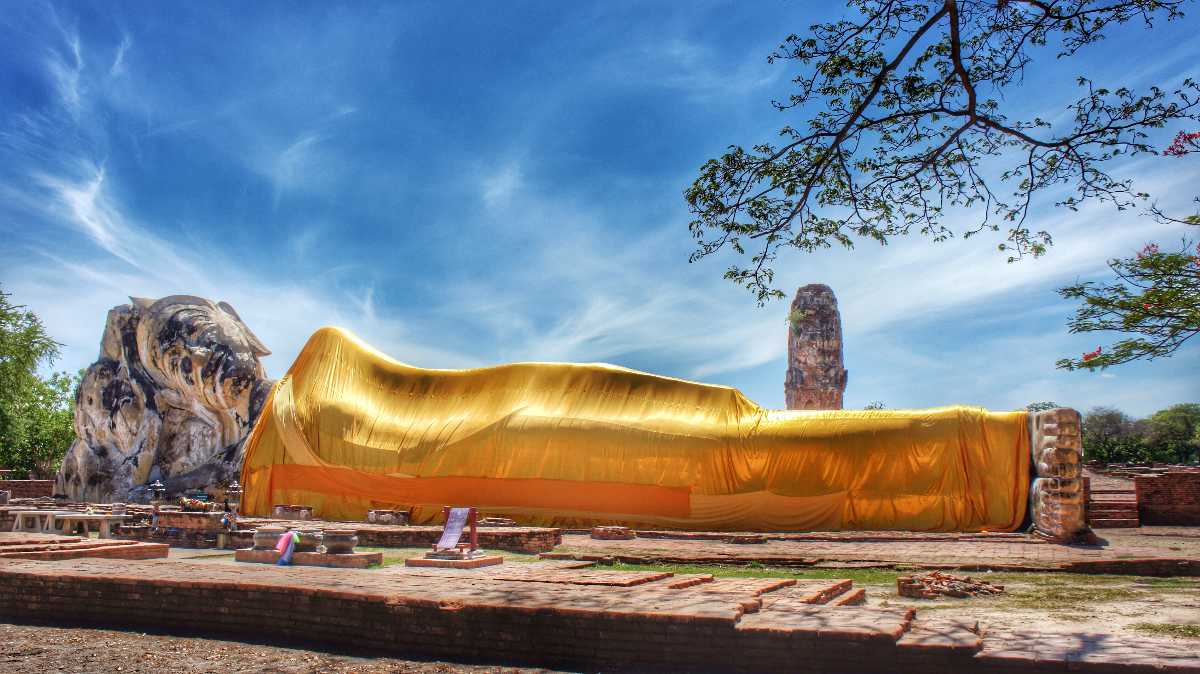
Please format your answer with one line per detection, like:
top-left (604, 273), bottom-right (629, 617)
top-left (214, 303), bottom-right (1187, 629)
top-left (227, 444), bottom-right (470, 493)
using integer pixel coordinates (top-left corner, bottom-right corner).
top-left (435, 507), bottom-right (471, 550)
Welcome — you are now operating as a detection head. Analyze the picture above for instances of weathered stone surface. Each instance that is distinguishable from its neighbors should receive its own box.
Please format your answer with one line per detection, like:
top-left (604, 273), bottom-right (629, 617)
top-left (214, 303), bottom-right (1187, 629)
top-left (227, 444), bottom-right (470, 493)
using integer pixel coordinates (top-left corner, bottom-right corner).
top-left (56, 296), bottom-right (273, 503)
top-left (1030, 407), bottom-right (1090, 542)
top-left (784, 284), bottom-right (848, 410)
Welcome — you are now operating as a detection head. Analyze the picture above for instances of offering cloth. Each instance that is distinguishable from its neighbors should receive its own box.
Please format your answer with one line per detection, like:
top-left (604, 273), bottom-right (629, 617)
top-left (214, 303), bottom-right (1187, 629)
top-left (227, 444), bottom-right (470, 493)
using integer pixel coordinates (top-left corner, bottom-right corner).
top-left (240, 327), bottom-right (1030, 531)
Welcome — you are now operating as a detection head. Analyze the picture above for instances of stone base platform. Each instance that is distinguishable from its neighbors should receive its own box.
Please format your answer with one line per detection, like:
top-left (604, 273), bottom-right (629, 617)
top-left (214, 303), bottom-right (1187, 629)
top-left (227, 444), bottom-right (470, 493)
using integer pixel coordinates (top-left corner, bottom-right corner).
top-left (404, 554), bottom-right (503, 569)
top-left (233, 548), bottom-right (382, 568)
top-left (0, 532), bottom-right (167, 561)
top-left (234, 518), bottom-right (563, 553)
top-left (544, 528), bottom-right (1200, 576)
top-left (0, 558), bottom-right (1197, 672)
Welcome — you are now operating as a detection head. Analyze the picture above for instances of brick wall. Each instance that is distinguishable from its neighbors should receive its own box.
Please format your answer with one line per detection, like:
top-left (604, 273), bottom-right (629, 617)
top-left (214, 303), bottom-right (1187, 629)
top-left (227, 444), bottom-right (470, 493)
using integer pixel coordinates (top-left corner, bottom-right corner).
top-left (1135, 471), bottom-right (1200, 525)
top-left (0, 480), bottom-right (54, 498)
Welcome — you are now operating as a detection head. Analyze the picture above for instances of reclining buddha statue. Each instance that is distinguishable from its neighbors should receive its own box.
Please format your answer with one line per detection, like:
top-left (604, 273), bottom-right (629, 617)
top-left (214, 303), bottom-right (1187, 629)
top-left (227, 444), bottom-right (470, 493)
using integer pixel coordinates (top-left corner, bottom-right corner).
top-left (240, 327), bottom-right (1085, 539)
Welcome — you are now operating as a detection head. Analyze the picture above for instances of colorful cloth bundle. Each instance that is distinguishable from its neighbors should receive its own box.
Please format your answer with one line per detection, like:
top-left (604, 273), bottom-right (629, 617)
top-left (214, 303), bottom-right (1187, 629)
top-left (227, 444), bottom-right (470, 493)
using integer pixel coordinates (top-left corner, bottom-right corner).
top-left (275, 530), bottom-right (298, 565)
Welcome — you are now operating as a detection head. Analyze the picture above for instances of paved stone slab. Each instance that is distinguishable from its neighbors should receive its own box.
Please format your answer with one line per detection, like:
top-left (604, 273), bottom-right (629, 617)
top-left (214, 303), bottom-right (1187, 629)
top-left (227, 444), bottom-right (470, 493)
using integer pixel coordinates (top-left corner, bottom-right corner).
top-left (387, 563), bottom-right (671, 586)
top-left (736, 605), bottom-right (914, 644)
top-left (548, 526), bottom-right (1200, 575)
top-left (979, 630), bottom-right (1200, 673)
top-left (896, 617), bottom-right (982, 654)
top-left (0, 535), bottom-right (167, 560)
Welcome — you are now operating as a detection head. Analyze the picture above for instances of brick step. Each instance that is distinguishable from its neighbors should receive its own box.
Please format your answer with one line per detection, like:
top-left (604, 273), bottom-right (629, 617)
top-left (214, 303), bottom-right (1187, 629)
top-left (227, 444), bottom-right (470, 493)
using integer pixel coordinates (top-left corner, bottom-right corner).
top-left (0, 539), bottom-right (140, 554)
top-left (755, 579), bottom-right (855, 609)
top-left (1089, 501), bottom-right (1132, 510)
top-left (0, 535), bottom-right (83, 547)
top-left (830, 587), bottom-right (867, 606)
top-left (0, 541), bottom-right (167, 560)
top-left (1089, 503), bottom-right (1132, 513)
top-left (1088, 518), bottom-right (1141, 528)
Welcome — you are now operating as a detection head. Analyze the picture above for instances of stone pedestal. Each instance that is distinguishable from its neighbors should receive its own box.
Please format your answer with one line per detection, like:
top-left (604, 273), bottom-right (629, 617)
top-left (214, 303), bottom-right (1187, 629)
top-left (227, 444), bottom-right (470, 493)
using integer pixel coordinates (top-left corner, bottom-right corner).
top-left (367, 509), bottom-right (410, 525)
top-left (404, 555), bottom-right (503, 569)
top-left (272, 504), bottom-right (313, 520)
top-left (590, 526), bottom-right (636, 540)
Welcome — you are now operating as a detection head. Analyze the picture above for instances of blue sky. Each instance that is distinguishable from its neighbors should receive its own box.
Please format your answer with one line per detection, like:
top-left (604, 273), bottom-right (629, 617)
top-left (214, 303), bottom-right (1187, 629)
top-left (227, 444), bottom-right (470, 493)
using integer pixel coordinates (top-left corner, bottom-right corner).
top-left (2, 1), bottom-right (1197, 417)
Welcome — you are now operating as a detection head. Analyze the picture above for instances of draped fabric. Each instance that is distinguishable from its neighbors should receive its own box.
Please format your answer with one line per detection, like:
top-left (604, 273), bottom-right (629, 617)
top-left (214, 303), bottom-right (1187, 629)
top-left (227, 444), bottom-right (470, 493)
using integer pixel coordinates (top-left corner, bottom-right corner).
top-left (240, 327), bottom-right (1031, 532)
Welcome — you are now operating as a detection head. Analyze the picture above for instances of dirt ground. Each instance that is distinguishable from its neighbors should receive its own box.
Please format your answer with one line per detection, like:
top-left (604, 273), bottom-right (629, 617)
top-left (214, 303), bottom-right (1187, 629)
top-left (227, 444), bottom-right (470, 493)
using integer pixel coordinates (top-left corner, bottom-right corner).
top-left (872, 572), bottom-right (1200, 640)
top-left (0, 622), bottom-right (565, 674)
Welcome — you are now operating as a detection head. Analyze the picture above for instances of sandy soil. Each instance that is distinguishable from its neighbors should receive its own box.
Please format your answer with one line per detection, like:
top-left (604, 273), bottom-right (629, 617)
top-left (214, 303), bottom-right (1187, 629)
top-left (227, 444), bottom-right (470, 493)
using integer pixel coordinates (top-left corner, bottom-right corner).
top-left (0, 622), bottom-right (566, 674)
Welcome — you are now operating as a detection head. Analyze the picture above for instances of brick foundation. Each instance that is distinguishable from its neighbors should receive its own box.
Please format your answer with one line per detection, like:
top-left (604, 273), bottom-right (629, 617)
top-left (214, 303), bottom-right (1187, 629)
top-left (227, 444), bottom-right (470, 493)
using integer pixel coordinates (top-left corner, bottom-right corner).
top-left (343, 524), bottom-right (561, 553)
top-left (0, 480), bottom-right (54, 498)
top-left (0, 559), bottom-right (1196, 672)
top-left (1135, 470), bottom-right (1200, 525)
top-left (234, 549), bottom-right (383, 568)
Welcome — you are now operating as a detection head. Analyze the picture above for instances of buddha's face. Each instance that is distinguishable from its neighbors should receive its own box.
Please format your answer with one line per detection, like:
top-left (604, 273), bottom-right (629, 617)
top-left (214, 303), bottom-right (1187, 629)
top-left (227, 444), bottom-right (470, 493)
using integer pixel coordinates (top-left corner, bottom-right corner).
top-left (132, 295), bottom-right (271, 448)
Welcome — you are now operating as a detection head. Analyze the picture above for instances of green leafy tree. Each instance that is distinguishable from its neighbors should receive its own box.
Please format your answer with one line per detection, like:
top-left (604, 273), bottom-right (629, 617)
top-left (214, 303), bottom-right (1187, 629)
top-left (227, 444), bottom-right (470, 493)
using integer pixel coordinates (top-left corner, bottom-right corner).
top-left (863, 401), bottom-right (887, 410)
top-left (1058, 131), bottom-right (1199, 370)
top-left (1082, 403), bottom-right (1200, 463)
top-left (1143, 403), bottom-right (1200, 463)
top-left (0, 286), bottom-right (78, 478)
top-left (1026, 401), bottom-right (1060, 412)
top-left (685, 1), bottom-right (1199, 304)
top-left (1057, 240), bottom-right (1200, 369)
top-left (1082, 406), bottom-right (1144, 463)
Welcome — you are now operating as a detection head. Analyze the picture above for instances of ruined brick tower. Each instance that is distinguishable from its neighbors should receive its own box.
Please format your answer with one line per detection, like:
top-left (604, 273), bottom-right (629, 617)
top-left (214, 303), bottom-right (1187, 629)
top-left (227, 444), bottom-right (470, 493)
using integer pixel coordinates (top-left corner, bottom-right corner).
top-left (784, 284), bottom-right (848, 410)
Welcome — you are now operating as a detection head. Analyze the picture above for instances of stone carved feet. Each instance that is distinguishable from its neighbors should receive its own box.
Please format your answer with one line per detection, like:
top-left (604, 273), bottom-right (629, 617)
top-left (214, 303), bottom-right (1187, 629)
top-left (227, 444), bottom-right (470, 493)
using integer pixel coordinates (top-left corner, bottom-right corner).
top-left (1030, 407), bottom-right (1089, 542)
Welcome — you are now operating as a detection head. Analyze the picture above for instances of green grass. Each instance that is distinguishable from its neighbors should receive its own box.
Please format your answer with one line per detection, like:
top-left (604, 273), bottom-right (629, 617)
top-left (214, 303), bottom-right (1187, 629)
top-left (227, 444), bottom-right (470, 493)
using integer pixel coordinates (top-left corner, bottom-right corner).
top-left (1003, 585), bottom-right (1141, 610)
top-left (1130, 577), bottom-right (1200, 589)
top-left (601, 561), bottom-right (902, 586)
top-left (1131, 623), bottom-right (1200, 639)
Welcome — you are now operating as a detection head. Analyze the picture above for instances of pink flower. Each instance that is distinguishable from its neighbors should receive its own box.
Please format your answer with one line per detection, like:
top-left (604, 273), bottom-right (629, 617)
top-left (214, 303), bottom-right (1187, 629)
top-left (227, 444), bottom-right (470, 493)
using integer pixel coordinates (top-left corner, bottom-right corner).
top-left (1164, 131), bottom-right (1200, 157)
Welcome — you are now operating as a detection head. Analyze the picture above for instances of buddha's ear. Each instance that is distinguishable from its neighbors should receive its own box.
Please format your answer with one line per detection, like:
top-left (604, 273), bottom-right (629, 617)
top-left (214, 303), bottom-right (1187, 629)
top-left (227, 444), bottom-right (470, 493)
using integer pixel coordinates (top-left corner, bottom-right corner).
top-left (129, 297), bottom-right (155, 310)
top-left (218, 301), bottom-right (271, 357)
top-left (217, 301), bottom-right (242, 321)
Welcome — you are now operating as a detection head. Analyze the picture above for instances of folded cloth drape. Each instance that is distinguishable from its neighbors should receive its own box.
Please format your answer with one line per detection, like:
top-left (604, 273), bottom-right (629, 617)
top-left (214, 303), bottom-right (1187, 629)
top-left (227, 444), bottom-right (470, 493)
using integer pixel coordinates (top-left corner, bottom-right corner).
top-left (240, 327), bottom-right (1030, 532)
top-left (275, 530), bottom-right (297, 565)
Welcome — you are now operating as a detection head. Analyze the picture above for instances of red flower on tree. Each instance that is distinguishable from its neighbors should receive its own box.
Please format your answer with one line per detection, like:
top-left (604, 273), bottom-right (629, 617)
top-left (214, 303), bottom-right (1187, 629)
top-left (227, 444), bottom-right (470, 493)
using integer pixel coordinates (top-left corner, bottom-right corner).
top-left (1164, 130), bottom-right (1200, 157)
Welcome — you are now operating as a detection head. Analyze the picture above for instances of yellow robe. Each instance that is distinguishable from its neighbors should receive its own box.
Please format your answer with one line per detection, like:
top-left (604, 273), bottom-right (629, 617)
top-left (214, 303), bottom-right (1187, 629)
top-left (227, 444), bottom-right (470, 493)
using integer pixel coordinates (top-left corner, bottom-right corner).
top-left (240, 326), bottom-right (1030, 531)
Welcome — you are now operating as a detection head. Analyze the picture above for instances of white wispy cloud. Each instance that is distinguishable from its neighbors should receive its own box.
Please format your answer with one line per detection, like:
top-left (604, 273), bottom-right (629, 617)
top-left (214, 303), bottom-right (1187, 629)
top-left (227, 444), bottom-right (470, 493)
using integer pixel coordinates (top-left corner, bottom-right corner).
top-left (45, 27), bottom-right (83, 116)
top-left (109, 34), bottom-right (131, 78)
top-left (482, 163), bottom-right (523, 208)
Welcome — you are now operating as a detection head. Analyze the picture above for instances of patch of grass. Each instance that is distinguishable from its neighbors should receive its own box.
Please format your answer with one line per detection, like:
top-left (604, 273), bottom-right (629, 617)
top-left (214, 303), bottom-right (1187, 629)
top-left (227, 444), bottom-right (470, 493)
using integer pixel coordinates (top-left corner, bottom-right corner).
top-left (1130, 577), bottom-right (1200, 589)
top-left (984, 572), bottom-right (1126, 587)
top-left (1131, 623), bottom-right (1200, 639)
top-left (601, 561), bottom-right (901, 586)
top-left (1004, 585), bottom-right (1141, 610)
